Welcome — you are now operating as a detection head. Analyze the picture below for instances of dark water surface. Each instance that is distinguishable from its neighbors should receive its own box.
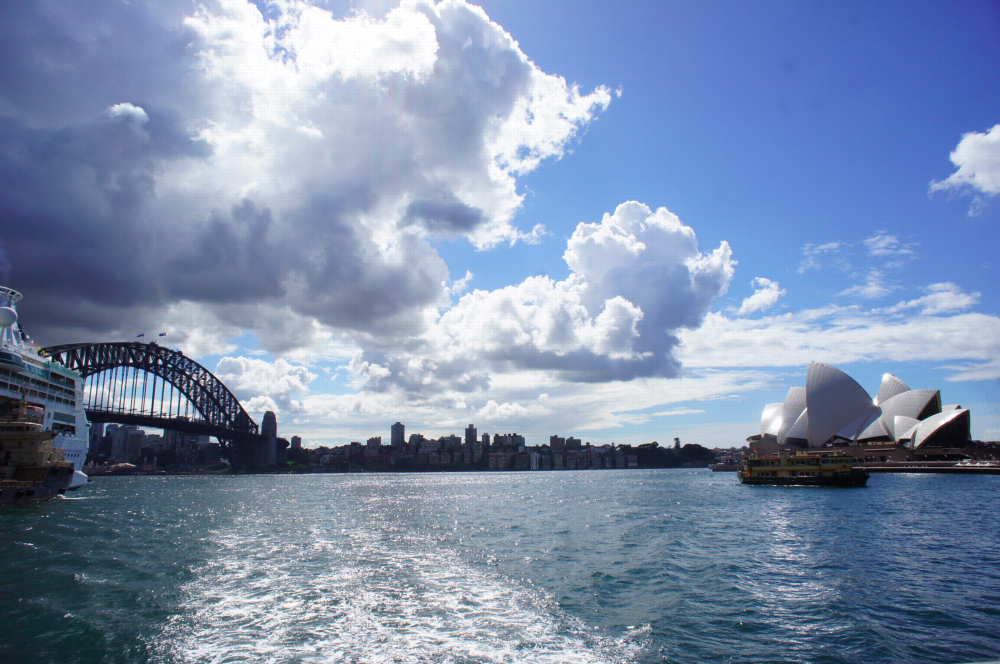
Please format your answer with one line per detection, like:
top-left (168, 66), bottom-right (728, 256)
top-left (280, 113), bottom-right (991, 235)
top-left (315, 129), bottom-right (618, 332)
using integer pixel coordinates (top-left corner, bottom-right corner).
top-left (1, 470), bottom-right (998, 663)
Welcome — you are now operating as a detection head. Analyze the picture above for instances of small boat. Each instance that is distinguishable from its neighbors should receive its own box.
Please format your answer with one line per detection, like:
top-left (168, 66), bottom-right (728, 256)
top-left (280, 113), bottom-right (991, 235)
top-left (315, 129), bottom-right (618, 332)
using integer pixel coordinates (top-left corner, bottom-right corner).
top-left (710, 462), bottom-right (738, 471)
top-left (737, 449), bottom-right (868, 487)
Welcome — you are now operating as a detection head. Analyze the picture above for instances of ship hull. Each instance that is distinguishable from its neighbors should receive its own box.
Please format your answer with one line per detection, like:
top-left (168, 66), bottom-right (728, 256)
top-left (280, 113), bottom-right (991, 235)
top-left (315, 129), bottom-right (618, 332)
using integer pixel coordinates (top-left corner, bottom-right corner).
top-left (0, 464), bottom-right (74, 505)
top-left (738, 470), bottom-right (869, 487)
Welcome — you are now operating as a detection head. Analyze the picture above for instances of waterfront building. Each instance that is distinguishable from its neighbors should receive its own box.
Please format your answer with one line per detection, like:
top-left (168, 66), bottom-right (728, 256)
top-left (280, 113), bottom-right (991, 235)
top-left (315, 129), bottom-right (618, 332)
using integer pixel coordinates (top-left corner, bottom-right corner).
top-left (391, 422), bottom-right (405, 447)
top-left (465, 424), bottom-right (477, 447)
top-left (199, 441), bottom-right (222, 465)
top-left (145, 433), bottom-right (163, 450)
top-left (756, 362), bottom-right (974, 460)
top-left (291, 435), bottom-right (302, 450)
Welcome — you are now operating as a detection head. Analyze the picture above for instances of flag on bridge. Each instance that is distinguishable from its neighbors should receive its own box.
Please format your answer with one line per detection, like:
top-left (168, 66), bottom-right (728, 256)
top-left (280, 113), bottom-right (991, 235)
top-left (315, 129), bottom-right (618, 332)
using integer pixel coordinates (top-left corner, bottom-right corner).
top-left (137, 333), bottom-right (145, 338)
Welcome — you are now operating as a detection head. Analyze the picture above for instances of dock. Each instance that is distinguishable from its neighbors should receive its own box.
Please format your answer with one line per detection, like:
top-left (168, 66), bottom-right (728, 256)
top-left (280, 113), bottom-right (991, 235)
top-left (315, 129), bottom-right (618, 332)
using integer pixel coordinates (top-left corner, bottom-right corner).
top-left (857, 462), bottom-right (1000, 475)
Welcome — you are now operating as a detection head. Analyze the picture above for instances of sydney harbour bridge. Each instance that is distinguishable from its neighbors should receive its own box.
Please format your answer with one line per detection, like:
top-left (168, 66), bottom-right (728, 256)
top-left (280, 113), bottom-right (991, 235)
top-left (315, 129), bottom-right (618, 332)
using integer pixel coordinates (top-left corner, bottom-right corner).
top-left (42, 341), bottom-right (270, 471)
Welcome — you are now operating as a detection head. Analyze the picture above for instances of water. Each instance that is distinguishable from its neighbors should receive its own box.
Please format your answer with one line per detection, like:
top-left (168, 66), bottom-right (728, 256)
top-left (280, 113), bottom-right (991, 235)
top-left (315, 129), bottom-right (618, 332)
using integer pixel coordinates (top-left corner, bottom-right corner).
top-left (1, 470), bottom-right (998, 664)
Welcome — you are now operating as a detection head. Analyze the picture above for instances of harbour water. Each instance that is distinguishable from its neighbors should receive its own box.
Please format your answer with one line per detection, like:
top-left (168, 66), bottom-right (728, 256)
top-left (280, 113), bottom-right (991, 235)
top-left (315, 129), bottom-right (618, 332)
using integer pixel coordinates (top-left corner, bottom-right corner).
top-left (1, 470), bottom-right (998, 663)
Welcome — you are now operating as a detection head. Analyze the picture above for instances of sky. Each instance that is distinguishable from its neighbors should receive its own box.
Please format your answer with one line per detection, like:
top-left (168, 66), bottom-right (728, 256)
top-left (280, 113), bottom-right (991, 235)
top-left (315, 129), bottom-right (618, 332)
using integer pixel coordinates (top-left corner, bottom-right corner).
top-left (1, 0), bottom-right (998, 448)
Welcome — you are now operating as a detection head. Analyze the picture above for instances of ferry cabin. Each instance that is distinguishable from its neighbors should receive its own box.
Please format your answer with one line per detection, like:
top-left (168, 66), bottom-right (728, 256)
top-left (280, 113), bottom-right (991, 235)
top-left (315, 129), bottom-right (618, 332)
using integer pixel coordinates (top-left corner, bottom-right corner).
top-left (738, 449), bottom-right (868, 486)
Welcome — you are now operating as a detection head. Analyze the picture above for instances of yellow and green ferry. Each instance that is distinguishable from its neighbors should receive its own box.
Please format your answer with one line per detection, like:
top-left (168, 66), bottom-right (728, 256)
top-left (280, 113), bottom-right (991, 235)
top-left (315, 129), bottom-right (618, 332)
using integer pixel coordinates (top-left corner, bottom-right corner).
top-left (738, 450), bottom-right (869, 487)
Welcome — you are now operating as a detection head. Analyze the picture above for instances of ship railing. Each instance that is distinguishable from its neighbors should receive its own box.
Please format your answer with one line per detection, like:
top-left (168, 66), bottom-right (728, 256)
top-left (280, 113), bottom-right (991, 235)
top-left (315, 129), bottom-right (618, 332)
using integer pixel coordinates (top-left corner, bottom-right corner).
top-left (0, 413), bottom-right (45, 426)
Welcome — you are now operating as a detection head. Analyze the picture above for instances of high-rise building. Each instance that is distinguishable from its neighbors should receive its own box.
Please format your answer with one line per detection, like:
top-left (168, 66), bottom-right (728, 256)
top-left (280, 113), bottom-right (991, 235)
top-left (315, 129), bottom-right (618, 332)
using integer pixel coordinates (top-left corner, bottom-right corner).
top-left (111, 425), bottom-right (138, 460)
top-left (126, 430), bottom-right (146, 459)
top-left (391, 422), bottom-right (405, 447)
top-left (261, 411), bottom-right (278, 466)
top-left (89, 422), bottom-right (104, 451)
top-left (291, 435), bottom-right (302, 450)
top-left (464, 424), bottom-right (477, 447)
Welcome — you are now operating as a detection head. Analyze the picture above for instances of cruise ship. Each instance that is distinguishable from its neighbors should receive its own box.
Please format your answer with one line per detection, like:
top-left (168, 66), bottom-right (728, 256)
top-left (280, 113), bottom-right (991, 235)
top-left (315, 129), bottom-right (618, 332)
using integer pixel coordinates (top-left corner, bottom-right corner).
top-left (0, 286), bottom-right (89, 490)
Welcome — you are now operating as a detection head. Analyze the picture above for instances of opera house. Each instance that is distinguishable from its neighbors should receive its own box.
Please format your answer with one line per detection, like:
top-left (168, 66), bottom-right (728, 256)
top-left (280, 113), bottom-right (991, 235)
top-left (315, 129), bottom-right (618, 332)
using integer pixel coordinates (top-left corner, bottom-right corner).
top-left (752, 362), bottom-right (973, 462)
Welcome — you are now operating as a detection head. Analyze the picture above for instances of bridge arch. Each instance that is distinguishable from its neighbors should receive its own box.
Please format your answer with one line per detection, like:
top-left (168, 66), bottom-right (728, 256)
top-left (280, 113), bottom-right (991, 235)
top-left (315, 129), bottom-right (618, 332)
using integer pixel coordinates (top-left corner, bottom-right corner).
top-left (42, 341), bottom-right (261, 468)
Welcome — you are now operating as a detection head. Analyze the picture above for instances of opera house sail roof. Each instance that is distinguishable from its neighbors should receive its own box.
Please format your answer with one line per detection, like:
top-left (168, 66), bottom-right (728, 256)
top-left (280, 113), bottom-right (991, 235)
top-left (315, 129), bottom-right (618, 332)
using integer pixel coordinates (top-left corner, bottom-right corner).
top-left (755, 363), bottom-right (972, 450)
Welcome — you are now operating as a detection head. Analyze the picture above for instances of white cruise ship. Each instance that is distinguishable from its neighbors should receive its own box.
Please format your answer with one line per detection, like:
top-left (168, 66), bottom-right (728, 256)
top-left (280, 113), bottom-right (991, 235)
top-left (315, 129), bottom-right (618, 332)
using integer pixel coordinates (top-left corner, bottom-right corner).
top-left (0, 286), bottom-right (89, 490)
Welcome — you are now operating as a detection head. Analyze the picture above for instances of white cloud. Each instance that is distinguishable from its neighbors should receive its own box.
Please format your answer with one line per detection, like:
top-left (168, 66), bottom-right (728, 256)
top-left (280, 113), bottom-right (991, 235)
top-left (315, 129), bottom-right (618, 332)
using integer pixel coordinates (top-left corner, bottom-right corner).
top-left (737, 277), bottom-right (785, 315)
top-left (476, 399), bottom-right (532, 421)
top-left (8, 0), bottom-right (611, 354)
top-left (107, 102), bottom-right (149, 126)
top-left (862, 233), bottom-right (916, 258)
top-left (798, 241), bottom-right (842, 273)
top-left (446, 270), bottom-right (474, 297)
top-left (678, 289), bottom-right (1000, 381)
top-left (931, 124), bottom-right (1000, 196)
top-left (215, 355), bottom-right (317, 414)
top-left (651, 408), bottom-right (706, 417)
top-left (288, 367), bottom-right (776, 446)
top-left (878, 282), bottom-right (980, 316)
top-left (350, 201), bottom-right (735, 388)
top-left (930, 124), bottom-right (1000, 215)
top-left (838, 269), bottom-right (893, 299)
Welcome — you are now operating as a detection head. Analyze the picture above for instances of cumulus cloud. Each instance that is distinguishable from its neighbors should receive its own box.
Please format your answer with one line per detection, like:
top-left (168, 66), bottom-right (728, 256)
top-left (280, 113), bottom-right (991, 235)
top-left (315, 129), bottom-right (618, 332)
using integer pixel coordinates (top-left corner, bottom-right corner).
top-left (930, 124), bottom-right (1000, 215)
top-left (737, 277), bottom-right (785, 315)
top-left (1, 0), bottom-right (609, 354)
top-left (348, 201), bottom-right (735, 387)
top-left (215, 356), bottom-right (317, 414)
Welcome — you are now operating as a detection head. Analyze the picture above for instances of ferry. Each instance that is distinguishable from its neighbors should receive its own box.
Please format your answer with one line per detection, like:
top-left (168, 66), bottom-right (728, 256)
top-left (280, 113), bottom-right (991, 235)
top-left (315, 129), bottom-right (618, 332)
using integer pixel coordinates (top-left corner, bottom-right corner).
top-left (0, 286), bottom-right (90, 491)
top-left (737, 449), bottom-right (869, 487)
top-left (0, 396), bottom-right (75, 503)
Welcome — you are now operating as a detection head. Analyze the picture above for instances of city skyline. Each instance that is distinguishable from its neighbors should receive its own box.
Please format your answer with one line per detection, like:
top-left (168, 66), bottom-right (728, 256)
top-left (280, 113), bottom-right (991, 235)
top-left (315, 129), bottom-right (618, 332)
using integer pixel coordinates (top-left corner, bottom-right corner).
top-left (1, 0), bottom-right (997, 449)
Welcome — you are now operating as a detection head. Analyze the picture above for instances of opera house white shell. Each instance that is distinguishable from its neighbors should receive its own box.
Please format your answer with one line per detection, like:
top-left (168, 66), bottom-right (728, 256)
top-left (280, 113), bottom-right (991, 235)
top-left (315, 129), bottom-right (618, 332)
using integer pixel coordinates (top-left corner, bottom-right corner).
top-left (758, 363), bottom-right (972, 449)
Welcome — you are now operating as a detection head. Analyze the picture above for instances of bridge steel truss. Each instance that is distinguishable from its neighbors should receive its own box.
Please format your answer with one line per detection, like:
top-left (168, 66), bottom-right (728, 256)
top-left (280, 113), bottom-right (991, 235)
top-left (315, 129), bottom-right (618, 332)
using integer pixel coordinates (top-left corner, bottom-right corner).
top-left (42, 341), bottom-right (262, 470)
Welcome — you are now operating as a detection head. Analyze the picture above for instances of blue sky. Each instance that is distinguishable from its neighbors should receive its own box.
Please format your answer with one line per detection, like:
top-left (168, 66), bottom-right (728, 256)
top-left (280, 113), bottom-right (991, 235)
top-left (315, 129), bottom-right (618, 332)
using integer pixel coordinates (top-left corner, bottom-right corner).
top-left (2, 0), bottom-right (998, 447)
